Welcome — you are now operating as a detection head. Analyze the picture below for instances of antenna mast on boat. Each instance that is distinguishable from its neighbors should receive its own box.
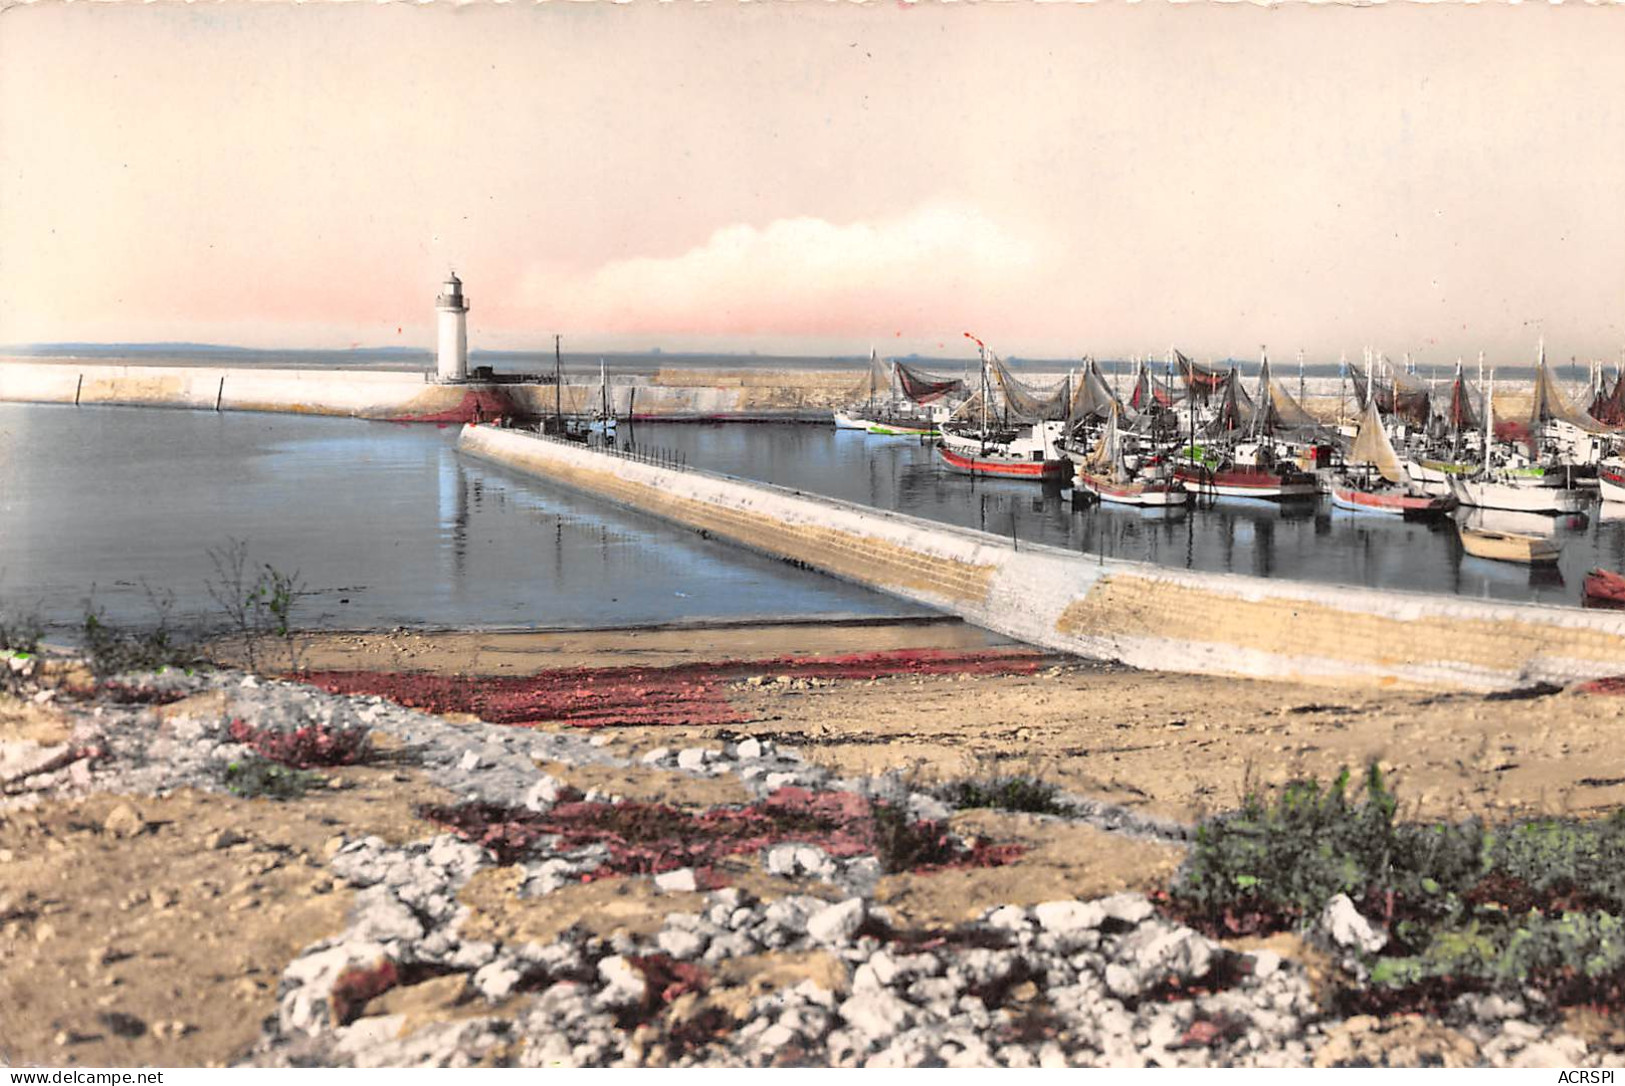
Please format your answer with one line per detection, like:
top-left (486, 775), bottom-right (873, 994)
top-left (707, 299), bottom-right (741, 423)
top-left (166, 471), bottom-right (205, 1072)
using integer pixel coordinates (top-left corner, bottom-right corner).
top-left (1483, 369), bottom-right (1495, 475)
top-left (553, 334), bottom-right (563, 432)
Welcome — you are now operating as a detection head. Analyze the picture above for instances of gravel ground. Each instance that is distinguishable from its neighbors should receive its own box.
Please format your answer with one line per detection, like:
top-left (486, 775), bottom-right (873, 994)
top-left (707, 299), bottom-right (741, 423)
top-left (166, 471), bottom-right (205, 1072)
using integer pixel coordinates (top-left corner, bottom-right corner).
top-left (2, 654), bottom-right (1619, 1068)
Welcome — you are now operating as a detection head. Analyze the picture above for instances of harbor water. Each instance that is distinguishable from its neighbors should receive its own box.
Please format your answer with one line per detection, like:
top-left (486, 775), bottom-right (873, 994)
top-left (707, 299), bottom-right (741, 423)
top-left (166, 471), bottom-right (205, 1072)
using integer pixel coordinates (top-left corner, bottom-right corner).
top-left (0, 404), bottom-right (927, 639)
top-left (2, 404), bottom-right (1621, 643)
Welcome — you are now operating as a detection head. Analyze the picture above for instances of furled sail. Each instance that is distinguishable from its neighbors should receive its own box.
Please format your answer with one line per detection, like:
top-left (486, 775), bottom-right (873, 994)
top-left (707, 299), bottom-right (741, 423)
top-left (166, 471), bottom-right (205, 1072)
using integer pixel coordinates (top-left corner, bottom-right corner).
top-left (1250, 356), bottom-right (1323, 435)
top-left (1067, 358), bottom-right (1121, 424)
top-left (893, 360), bottom-right (965, 404)
top-left (990, 355), bottom-right (1072, 423)
top-left (1348, 395), bottom-right (1406, 485)
top-left (844, 349), bottom-right (890, 405)
top-left (1202, 368), bottom-right (1256, 437)
top-left (1079, 402), bottom-right (1123, 475)
top-left (1529, 357), bottom-right (1614, 435)
top-left (1445, 363), bottom-right (1481, 434)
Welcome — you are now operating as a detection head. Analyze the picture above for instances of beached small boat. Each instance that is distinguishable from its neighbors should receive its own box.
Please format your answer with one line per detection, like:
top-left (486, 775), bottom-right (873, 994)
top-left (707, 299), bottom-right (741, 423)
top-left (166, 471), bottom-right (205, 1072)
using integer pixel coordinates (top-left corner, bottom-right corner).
top-left (1584, 568), bottom-right (1625, 606)
top-left (1457, 523), bottom-right (1563, 565)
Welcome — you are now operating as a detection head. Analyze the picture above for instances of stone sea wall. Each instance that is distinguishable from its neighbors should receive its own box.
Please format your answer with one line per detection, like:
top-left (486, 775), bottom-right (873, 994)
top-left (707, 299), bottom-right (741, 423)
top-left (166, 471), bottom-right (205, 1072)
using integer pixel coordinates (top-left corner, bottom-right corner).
top-left (459, 423), bottom-right (1625, 692)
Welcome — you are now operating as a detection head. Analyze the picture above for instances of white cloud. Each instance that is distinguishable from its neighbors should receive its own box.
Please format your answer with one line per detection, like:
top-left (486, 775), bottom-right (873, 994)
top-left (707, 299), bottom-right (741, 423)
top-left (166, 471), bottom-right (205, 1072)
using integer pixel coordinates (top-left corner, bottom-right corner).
top-left (521, 202), bottom-right (1039, 340)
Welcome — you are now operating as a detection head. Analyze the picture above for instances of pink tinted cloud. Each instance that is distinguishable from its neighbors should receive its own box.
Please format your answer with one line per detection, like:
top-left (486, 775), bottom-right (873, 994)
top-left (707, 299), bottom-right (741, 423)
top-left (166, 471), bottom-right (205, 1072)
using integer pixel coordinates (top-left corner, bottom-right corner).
top-left (520, 202), bottom-right (1042, 343)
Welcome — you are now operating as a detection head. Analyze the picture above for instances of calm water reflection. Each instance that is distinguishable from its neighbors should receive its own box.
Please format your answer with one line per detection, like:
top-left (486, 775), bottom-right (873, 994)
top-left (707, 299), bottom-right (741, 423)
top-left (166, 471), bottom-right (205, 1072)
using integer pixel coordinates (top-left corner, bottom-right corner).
top-left (0, 405), bottom-right (924, 637)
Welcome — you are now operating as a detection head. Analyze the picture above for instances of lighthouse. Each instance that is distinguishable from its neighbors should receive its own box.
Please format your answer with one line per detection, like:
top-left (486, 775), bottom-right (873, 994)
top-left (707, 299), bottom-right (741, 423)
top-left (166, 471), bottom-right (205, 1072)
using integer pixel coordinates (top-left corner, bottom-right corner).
top-left (435, 272), bottom-right (469, 383)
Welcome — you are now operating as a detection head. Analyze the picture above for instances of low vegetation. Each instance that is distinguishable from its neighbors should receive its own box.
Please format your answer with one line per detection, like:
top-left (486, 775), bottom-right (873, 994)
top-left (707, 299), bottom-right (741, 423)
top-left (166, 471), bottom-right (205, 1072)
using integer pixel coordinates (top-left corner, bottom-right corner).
top-left (933, 774), bottom-right (1074, 817)
top-left (222, 755), bottom-right (328, 801)
top-left (1168, 763), bottom-right (1625, 1011)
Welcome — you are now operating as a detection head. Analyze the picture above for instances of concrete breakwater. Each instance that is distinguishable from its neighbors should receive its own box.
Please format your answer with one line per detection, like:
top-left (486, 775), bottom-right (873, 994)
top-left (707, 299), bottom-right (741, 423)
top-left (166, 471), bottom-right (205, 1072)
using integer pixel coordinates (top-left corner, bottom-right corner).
top-left (0, 357), bottom-right (1547, 425)
top-left (459, 423), bottom-right (1625, 692)
top-left (0, 358), bottom-right (866, 423)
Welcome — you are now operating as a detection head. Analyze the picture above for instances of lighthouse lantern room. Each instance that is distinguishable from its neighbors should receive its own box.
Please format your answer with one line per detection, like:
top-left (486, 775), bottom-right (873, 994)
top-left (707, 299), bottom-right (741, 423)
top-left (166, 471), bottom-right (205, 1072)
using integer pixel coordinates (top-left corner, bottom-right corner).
top-left (435, 272), bottom-right (469, 383)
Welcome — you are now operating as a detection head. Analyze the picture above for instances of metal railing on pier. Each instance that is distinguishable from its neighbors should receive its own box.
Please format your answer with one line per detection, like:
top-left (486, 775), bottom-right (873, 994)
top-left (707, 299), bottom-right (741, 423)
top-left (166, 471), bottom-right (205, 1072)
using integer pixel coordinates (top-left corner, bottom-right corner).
top-left (518, 425), bottom-right (692, 472)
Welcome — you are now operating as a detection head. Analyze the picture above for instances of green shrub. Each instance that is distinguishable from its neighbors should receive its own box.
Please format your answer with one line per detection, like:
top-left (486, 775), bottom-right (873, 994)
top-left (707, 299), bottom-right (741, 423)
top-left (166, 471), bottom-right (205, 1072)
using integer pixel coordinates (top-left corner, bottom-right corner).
top-left (934, 775), bottom-right (1072, 816)
top-left (223, 756), bottom-right (326, 800)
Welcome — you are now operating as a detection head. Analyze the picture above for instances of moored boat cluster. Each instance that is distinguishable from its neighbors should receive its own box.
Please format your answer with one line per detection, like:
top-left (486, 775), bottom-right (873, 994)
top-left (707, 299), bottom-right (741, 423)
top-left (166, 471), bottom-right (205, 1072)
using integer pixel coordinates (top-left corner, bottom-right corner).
top-left (832, 339), bottom-right (1625, 595)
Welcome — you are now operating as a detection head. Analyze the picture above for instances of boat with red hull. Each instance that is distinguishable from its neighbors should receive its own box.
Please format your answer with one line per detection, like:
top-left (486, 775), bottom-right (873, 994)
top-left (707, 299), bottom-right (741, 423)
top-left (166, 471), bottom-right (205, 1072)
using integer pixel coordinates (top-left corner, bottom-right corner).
top-left (937, 442), bottom-right (1071, 480)
top-left (1329, 482), bottom-right (1456, 517)
top-left (1173, 462), bottom-right (1318, 501)
top-left (1584, 568), bottom-right (1625, 607)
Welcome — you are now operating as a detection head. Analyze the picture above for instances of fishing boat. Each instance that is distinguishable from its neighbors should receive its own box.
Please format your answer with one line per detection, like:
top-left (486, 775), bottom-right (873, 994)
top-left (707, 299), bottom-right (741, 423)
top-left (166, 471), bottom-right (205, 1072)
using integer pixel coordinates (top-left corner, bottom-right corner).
top-left (1066, 403), bottom-right (1188, 506)
top-left (587, 360), bottom-right (618, 435)
top-left (867, 401), bottom-right (947, 437)
top-left (1446, 368), bottom-right (1589, 514)
top-left (938, 344), bottom-right (1071, 480)
top-left (834, 350), bottom-right (963, 435)
top-left (1330, 374), bottom-right (1455, 517)
top-left (1173, 444), bottom-right (1318, 501)
top-left (1584, 568), bottom-right (1625, 606)
top-left (1170, 352), bottom-right (1322, 502)
top-left (1599, 460), bottom-right (1625, 503)
top-left (1457, 523), bottom-right (1563, 565)
top-left (938, 422), bottom-right (1071, 480)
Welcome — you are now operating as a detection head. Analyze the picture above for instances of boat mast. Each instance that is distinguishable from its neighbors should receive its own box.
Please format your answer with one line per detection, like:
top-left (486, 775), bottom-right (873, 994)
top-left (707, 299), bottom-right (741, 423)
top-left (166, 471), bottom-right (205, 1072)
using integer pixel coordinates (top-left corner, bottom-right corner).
top-left (1483, 369), bottom-right (1495, 476)
top-left (553, 334), bottom-right (563, 431)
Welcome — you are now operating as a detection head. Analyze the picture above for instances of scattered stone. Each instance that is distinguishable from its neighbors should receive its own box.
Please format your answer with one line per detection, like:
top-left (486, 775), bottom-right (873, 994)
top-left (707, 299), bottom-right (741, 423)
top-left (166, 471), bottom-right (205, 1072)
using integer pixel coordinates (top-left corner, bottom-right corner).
top-left (807, 898), bottom-right (866, 946)
top-left (102, 803), bottom-right (146, 839)
top-left (1318, 893), bottom-right (1387, 954)
top-left (676, 748), bottom-right (707, 771)
top-left (205, 828), bottom-right (247, 850)
top-left (98, 1010), bottom-right (148, 1038)
top-left (653, 867), bottom-right (698, 894)
top-left (736, 738), bottom-right (763, 760)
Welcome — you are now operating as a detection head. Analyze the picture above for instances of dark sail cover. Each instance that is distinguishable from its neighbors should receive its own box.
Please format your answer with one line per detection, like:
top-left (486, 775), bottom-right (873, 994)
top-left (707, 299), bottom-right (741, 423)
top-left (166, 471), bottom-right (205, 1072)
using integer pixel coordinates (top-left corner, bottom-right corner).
top-left (894, 361), bottom-right (965, 404)
top-left (1176, 350), bottom-right (1228, 404)
top-left (1592, 373), bottom-right (1625, 427)
top-left (990, 356), bottom-right (1072, 423)
top-left (1350, 363), bottom-right (1431, 427)
top-left (1446, 369), bottom-right (1481, 433)
top-left (1129, 360), bottom-right (1179, 410)
top-left (1067, 359), bottom-right (1121, 423)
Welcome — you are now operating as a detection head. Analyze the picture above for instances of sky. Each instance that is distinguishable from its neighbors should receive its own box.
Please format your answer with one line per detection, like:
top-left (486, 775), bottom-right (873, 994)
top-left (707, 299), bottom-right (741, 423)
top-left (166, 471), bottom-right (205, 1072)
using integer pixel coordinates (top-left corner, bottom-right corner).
top-left (2, 1), bottom-right (1623, 365)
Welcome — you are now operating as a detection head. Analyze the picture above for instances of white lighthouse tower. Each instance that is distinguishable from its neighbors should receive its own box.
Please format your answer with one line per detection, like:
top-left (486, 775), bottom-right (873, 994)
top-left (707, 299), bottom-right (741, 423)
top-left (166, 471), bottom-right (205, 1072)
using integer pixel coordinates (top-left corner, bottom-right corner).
top-left (435, 272), bottom-right (469, 383)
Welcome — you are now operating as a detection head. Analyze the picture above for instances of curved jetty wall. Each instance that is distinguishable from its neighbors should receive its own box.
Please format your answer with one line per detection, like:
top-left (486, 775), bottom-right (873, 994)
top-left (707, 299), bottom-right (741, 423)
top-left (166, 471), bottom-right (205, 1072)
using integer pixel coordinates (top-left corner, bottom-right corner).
top-left (0, 359), bottom-right (864, 422)
top-left (460, 423), bottom-right (1625, 692)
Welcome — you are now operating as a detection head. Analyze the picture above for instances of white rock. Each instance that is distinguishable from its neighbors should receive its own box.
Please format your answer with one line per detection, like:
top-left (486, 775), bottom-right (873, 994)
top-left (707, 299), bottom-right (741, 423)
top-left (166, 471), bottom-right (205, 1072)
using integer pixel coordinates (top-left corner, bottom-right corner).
top-left (459, 750), bottom-right (482, 771)
top-left (1033, 899), bottom-right (1107, 935)
top-left (640, 747), bottom-right (671, 766)
top-left (985, 905), bottom-right (1031, 931)
top-left (595, 956), bottom-right (647, 1007)
top-left (1318, 893), bottom-right (1387, 954)
top-left (653, 867), bottom-right (698, 894)
top-left (473, 959), bottom-right (522, 1002)
top-left (807, 898), bottom-right (866, 945)
top-left (1251, 950), bottom-right (1282, 979)
top-left (523, 775), bottom-right (564, 813)
top-left (736, 738), bottom-right (763, 760)
top-left (838, 991), bottom-right (915, 1042)
top-left (676, 748), bottom-right (707, 770)
top-left (1099, 892), bottom-right (1156, 926)
top-left (657, 928), bottom-right (707, 961)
